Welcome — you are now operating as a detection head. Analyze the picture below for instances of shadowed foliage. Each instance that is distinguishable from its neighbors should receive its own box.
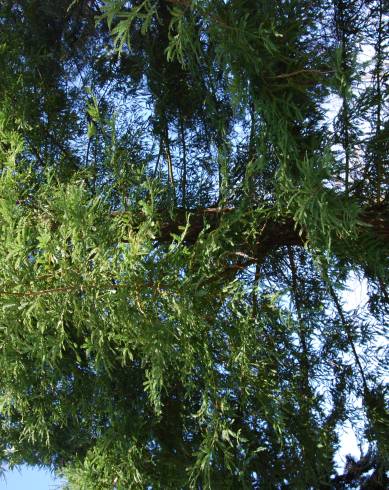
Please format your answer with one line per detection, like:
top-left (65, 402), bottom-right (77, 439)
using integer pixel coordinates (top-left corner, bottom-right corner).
top-left (0, 1), bottom-right (388, 488)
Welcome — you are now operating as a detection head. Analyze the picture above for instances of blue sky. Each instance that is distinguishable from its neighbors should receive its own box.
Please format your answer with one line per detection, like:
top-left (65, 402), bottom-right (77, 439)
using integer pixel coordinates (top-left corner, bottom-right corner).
top-left (0, 466), bottom-right (65, 490)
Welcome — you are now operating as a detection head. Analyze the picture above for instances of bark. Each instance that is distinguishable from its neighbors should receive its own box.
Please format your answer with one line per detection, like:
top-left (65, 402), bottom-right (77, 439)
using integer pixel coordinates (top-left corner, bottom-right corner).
top-left (115, 202), bottom-right (389, 257)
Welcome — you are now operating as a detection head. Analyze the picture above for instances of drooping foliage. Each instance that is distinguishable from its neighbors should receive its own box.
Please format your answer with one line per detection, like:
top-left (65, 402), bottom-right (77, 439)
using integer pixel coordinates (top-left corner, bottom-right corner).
top-left (0, 1), bottom-right (388, 488)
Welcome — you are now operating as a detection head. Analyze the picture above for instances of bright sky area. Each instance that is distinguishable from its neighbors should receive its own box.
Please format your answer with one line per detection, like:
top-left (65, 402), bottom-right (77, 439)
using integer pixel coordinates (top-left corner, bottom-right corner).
top-left (0, 466), bottom-right (64, 489)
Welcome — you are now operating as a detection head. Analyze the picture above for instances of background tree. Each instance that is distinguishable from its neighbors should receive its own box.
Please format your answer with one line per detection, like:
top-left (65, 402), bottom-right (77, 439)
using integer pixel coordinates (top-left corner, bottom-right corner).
top-left (0, 0), bottom-right (388, 488)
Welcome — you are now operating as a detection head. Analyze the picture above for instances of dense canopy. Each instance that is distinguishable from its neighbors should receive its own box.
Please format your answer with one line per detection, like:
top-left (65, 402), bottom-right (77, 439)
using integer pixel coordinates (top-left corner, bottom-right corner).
top-left (0, 1), bottom-right (388, 488)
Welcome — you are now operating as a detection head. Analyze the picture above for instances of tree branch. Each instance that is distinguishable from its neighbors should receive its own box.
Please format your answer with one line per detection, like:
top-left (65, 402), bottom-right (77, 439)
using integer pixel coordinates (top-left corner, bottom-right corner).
top-left (120, 203), bottom-right (389, 260)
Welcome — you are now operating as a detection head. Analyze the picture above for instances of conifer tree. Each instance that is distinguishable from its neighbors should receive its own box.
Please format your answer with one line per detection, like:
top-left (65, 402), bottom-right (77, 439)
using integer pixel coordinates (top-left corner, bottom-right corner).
top-left (0, 1), bottom-right (388, 488)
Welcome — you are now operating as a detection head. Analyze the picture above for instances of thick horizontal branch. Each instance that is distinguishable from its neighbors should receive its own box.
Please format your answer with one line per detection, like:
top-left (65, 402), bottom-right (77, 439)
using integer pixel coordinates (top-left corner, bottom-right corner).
top-left (2, 205), bottom-right (387, 299)
top-left (145, 207), bottom-right (304, 250)
top-left (130, 203), bottom-right (389, 261)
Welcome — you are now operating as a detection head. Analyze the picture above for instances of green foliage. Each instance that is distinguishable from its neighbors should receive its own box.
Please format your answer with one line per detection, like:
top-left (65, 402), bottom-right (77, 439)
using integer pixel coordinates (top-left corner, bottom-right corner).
top-left (0, 0), bottom-right (388, 488)
top-left (100, 0), bottom-right (158, 54)
top-left (276, 153), bottom-right (359, 250)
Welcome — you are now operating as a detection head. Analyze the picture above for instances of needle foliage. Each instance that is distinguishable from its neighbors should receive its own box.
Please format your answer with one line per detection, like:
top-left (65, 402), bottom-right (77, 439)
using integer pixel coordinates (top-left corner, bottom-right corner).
top-left (0, 1), bottom-right (388, 488)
